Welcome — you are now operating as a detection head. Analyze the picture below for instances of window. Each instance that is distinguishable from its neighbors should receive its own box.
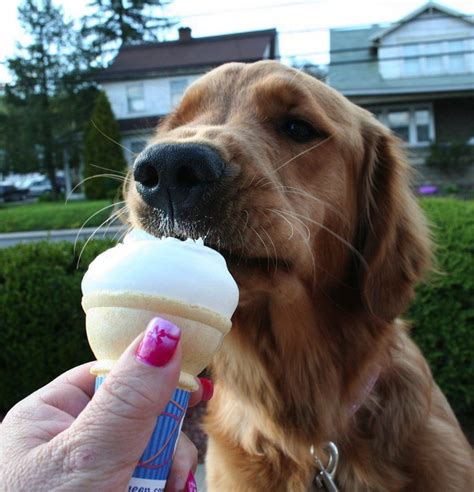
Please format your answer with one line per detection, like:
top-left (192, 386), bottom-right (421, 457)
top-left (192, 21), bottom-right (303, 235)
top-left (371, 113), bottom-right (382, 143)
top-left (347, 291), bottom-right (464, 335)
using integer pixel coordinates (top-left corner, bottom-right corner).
top-left (424, 42), bottom-right (443, 75)
top-left (447, 40), bottom-right (466, 73)
top-left (372, 105), bottom-right (434, 145)
top-left (403, 44), bottom-right (420, 76)
top-left (127, 84), bottom-right (145, 113)
top-left (130, 140), bottom-right (147, 154)
top-left (170, 79), bottom-right (188, 107)
top-left (415, 109), bottom-right (430, 143)
top-left (387, 110), bottom-right (410, 141)
top-left (399, 39), bottom-right (468, 77)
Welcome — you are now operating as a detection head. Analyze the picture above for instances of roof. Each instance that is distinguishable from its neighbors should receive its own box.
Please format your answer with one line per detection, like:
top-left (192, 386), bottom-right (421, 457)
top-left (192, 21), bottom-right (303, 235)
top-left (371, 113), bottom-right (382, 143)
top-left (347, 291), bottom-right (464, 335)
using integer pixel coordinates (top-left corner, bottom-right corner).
top-left (328, 4), bottom-right (474, 98)
top-left (98, 28), bottom-right (277, 82)
top-left (371, 1), bottom-right (474, 43)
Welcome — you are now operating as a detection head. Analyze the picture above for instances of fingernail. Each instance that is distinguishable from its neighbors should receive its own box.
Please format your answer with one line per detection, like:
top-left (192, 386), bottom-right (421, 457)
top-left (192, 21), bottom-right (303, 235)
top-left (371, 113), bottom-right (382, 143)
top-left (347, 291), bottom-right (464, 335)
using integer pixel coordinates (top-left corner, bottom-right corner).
top-left (136, 317), bottom-right (180, 367)
top-left (184, 470), bottom-right (198, 492)
top-left (198, 377), bottom-right (214, 401)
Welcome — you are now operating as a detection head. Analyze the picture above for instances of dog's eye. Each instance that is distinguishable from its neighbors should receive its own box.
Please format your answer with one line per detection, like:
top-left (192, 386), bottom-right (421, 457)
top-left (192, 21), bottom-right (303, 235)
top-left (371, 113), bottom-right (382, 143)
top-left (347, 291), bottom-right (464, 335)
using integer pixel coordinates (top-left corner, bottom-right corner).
top-left (281, 118), bottom-right (321, 143)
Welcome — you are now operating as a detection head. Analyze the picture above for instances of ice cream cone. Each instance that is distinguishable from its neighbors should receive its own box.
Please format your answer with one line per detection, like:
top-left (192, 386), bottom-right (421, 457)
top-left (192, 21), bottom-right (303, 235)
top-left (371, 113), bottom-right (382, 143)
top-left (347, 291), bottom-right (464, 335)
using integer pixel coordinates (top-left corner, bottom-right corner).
top-left (82, 291), bottom-right (232, 391)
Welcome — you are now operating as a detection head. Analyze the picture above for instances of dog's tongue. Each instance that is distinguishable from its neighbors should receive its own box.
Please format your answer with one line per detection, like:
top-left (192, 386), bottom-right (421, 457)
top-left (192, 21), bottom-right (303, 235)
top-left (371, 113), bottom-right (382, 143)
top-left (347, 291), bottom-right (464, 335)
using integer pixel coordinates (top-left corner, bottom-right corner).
top-left (81, 228), bottom-right (239, 318)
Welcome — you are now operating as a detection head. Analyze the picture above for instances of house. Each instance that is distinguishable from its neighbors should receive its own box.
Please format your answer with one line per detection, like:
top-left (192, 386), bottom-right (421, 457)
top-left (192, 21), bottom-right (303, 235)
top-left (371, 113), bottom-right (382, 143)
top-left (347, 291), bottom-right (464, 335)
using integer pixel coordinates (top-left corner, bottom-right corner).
top-left (98, 27), bottom-right (278, 164)
top-left (328, 2), bottom-right (474, 184)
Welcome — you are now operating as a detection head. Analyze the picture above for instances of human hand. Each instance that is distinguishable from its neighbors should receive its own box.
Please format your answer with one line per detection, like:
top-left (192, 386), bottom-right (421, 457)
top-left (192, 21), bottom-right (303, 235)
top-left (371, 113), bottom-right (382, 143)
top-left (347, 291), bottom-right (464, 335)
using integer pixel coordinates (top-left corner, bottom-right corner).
top-left (0, 317), bottom-right (212, 491)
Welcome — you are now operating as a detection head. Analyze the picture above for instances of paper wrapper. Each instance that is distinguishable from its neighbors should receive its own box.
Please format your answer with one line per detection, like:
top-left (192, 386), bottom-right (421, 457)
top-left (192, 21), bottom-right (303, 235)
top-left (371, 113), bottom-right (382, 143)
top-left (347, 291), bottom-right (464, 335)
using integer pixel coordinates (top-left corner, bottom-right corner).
top-left (82, 291), bottom-right (232, 391)
top-left (84, 290), bottom-right (232, 487)
top-left (95, 376), bottom-right (190, 490)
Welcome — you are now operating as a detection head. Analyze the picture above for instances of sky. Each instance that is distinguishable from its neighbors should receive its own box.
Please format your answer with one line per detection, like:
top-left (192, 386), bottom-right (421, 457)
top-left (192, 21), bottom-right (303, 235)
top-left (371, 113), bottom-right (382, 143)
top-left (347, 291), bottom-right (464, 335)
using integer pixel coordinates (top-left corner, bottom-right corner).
top-left (1, 0), bottom-right (473, 83)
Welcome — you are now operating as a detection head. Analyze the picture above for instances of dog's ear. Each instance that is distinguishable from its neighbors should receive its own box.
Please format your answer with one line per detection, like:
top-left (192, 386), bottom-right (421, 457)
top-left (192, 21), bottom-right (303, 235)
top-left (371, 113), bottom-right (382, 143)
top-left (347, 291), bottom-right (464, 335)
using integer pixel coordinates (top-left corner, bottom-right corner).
top-left (357, 120), bottom-right (431, 322)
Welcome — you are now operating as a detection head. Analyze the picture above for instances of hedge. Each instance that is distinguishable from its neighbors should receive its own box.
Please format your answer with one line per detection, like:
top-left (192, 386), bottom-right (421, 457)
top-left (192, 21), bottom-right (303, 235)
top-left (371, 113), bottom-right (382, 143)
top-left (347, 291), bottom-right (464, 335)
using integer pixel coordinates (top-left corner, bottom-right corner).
top-left (0, 240), bottom-right (113, 413)
top-left (0, 198), bottom-right (472, 417)
top-left (408, 198), bottom-right (474, 415)
top-left (83, 91), bottom-right (127, 199)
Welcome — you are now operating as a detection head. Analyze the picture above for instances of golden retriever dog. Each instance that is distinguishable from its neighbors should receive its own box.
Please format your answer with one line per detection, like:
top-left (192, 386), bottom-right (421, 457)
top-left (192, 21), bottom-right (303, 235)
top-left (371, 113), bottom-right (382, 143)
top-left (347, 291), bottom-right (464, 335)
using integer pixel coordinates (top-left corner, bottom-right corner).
top-left (126, 61), bottom-right (473, 491)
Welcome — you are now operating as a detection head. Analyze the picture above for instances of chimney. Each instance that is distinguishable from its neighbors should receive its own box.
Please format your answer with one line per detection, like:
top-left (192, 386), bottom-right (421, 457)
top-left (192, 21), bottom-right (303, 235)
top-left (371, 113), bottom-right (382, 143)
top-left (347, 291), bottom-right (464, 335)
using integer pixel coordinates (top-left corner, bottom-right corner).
top-left (178, 27), bottom-right (192, 42)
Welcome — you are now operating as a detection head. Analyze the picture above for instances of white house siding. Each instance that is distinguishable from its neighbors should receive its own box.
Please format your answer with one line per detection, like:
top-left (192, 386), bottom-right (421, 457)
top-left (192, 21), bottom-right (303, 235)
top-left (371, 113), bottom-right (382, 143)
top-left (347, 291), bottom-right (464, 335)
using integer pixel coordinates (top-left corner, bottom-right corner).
top-left (101, 74), bottom-right (203, 166)
top-left (101, 74), bottom-right (202, 121)
top-left (379, 14), bottom-right (474, 79)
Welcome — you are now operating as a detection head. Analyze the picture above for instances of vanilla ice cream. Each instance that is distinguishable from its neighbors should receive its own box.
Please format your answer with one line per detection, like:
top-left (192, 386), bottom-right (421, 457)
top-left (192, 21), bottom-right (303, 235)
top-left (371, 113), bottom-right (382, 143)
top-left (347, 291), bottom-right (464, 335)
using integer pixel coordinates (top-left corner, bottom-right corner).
top-left (82, 229), bottom-right (238, 318)
top-left (81, 229), bottom-right (239, 390)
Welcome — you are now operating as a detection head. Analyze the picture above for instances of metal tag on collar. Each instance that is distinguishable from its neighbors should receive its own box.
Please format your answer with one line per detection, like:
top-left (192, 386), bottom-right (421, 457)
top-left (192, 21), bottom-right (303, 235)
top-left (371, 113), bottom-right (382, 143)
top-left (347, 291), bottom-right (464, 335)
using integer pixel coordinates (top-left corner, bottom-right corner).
top-left (311, 441), bottom-right (339, 492)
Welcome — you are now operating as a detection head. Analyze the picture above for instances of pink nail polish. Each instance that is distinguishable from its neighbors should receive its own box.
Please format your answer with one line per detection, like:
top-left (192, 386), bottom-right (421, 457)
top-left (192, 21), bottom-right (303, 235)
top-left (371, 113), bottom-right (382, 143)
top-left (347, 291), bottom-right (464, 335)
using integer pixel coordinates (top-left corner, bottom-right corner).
top-left (185, 471), bottom-right (198, 492)
top-left (136, 317), bottom-right (180, 367)
top-left (198, 377), bottom-right (214, 401)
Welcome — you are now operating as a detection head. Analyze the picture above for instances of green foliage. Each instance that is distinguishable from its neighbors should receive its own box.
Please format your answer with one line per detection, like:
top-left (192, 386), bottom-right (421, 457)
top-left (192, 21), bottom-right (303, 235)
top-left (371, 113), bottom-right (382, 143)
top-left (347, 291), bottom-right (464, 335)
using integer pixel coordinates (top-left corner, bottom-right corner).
top-left (0, 240), bottom-right (113, 413)
top-left (426, 142), bottom-right (474, 174)
top-left (82, 0), bottom-right (175, 56)
top-left (37, 191), bottom-right (66, 203)
top-left (83, 92), bottom-right (127, 199)
top-left (442, 183), bottom-right (460, 195)
top-left (0, 200), bottom-right (112, 233)
top-left (2, 0), bottom-right (99, 183)
top-left (4, 0), bottom-right (72, 186)
top-left (407, 198), bottom-right (474, 415)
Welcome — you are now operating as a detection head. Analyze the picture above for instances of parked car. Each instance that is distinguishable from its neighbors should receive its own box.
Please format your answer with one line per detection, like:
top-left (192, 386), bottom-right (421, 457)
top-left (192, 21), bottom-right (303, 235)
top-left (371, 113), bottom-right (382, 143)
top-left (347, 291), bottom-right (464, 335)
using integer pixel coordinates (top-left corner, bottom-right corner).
top-left (26, 177), bottom-right (53, 197)
top-left (0, 184), bottom-right (28, 202)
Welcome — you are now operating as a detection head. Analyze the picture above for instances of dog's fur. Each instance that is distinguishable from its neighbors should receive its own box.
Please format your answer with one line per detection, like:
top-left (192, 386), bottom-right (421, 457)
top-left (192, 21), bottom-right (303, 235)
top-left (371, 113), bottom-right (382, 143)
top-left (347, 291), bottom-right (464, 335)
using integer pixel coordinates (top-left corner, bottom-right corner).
top-left (126, 61), bottom-right (473, 490)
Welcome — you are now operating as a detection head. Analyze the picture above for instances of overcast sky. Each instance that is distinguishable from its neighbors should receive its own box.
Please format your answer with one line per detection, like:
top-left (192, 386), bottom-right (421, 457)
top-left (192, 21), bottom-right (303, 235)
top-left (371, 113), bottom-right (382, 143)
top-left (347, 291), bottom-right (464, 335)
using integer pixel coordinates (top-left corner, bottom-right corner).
top-left (1, 0), bottom-right (473, 82)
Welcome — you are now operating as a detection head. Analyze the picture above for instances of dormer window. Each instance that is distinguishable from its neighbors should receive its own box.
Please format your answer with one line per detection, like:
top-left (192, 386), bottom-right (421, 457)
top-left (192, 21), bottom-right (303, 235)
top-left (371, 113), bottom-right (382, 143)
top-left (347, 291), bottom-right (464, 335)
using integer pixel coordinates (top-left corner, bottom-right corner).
top-left (379, 38), bottom-right (471, 80)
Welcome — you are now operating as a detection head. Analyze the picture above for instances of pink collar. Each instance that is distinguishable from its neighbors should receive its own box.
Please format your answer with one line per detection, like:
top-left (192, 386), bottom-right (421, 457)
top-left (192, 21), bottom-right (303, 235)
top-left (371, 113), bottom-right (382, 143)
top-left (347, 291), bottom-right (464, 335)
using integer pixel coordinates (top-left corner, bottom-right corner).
top-left (348, 365), bottom-right (381, 417)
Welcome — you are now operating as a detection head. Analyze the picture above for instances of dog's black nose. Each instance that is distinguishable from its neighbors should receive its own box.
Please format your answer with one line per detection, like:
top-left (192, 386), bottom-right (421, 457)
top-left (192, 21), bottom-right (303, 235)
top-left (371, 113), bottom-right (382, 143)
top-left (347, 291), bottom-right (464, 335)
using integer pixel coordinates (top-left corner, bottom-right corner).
top-left (133, 143), bottom-right (225, 220)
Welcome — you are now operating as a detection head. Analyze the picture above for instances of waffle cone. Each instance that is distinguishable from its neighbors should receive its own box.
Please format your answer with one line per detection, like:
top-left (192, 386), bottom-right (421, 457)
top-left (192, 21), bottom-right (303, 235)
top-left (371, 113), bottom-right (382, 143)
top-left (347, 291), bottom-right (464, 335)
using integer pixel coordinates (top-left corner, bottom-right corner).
top-left (82, 291), bottom-right (232, 391)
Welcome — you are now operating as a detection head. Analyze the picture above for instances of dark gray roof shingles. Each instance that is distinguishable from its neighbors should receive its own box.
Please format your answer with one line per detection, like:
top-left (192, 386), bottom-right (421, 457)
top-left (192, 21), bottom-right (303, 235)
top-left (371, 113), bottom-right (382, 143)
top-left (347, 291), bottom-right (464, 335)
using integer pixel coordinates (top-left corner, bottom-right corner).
top-left (99, 29), bottom-right (277, 81)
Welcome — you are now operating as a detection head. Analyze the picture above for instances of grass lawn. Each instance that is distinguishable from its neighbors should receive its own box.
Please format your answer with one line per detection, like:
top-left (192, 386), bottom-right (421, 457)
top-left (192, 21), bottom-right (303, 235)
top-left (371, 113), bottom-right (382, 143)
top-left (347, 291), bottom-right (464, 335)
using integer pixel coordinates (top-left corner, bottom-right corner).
top-left (0, 200), bottom-right (121, 233)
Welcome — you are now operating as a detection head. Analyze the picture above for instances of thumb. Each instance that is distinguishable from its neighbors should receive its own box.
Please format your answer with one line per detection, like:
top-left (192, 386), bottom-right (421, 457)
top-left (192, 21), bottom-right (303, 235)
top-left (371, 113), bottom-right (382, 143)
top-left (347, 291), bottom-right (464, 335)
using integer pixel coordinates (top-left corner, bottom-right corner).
top-left (53, 317), bottom-right (182, 484)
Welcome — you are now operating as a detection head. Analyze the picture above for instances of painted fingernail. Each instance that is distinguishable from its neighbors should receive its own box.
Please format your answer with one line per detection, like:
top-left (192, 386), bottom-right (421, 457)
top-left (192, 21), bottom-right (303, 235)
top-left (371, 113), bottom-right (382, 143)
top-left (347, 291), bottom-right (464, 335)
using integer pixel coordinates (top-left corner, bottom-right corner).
top-left (198, 377), bottom-right (214, 401)
top-left (184, 470), bottom-right (198, 492)
top-left (136, 317), bottom-right (180, 367)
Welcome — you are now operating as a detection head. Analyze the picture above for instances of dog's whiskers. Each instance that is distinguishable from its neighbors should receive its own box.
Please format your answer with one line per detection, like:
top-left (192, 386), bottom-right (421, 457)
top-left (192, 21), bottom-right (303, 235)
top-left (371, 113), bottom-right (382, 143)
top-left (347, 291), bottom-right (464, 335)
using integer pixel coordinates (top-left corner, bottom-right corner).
top-left (264, 184), bottom-right (350, 227)
top-left (91, 119), bottom-right (136, 156)
top-left (272, 134), bottom-right (335, 174)
top-left (267, 207), bottom-right (316, 278)
top-left (242, 209), bottom-right (250, 233)
top-left (90, 163), bottom-right (128, 177)
top-left (104, 206), bottom-right (129, 237)
top-left (271, 208), bottom-right (312, 242)
top-left (267, 208), bottom-right (316, 278)
top-left (66, 173), bottom-right (127, 203)
top-left (261, 226), bottom-right (279, 274)
top-left (267, 208), bottom-right (295, 240)
top-left (249, 225), bottom-right (271, 271)
top-left (280, 209), bottom-right (367, 270)
top-left (73, 200), bottom-right (127, 256)
top-left (76, 202), bottom-right (129, 267)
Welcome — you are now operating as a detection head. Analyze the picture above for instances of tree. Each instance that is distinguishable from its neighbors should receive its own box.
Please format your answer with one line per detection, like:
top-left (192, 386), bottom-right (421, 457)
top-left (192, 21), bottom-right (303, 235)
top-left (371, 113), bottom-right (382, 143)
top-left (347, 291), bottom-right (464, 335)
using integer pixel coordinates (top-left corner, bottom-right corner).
top-left (82, 0), bottom-right (176, 65)
top-left (290, 59), bottom-right (328, 82)
top-left (5, 0), bottom-right (75, 192)
top-left (83, 91), bottom-right (127, 199)
top-left (4, 0), bottom-right (100, 192)
top-left (0, 93), bottom-right (38, 176)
